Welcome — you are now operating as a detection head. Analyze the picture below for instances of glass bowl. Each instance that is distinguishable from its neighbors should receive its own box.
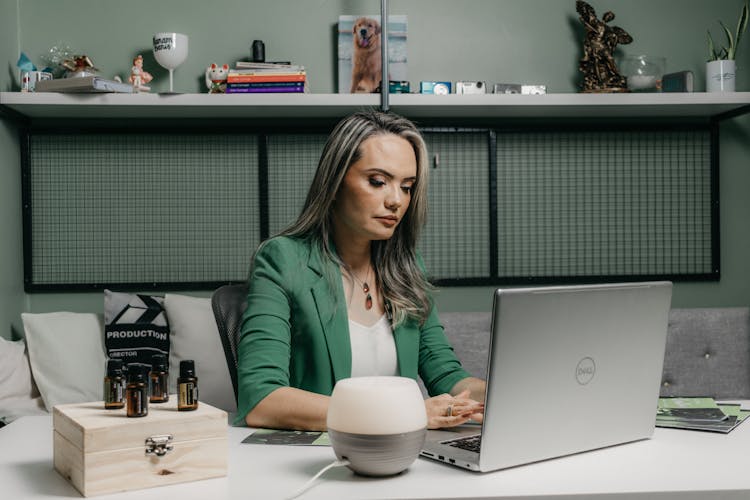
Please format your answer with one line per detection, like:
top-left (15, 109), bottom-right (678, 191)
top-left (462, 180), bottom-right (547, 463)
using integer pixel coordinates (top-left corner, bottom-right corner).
top-left (621, 55), bottom-right (666, 92)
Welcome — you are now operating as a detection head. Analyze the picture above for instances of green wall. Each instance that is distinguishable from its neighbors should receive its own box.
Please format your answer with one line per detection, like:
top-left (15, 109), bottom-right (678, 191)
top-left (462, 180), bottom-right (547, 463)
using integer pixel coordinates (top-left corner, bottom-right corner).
top-left (0, 119), bottom-right (23, 340)
top-left (2, 0), bottom-right (750, 327)
top-left (12, 0), bottom-right (750, 94)
top-left (1, 0), bottom-right (24, 339)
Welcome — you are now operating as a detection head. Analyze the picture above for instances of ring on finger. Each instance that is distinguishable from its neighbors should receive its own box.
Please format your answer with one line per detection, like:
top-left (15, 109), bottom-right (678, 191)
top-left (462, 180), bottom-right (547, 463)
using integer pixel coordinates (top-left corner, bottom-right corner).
top-left (444, 404), bottom-right (453, 417)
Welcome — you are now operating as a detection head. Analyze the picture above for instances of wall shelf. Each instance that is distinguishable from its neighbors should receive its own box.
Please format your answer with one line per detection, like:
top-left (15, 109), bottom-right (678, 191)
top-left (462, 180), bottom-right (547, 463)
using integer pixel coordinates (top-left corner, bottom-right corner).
top-left (0, 92), bottom-right (378, 121)
top-left (2, 92), bottom-right (750, 123)
top-left (391, 92), bottom-right (750, 121)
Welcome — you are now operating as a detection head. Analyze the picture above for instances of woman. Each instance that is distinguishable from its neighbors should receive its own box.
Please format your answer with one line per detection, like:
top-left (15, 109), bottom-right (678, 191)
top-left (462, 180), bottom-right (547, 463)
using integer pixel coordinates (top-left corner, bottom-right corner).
top-left (236, 110), bottom-right (485, 431)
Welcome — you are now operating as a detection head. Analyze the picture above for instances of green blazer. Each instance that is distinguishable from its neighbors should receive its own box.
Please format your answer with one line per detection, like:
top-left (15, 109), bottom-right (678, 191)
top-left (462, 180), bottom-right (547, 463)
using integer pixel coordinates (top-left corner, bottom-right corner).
top-left (235, 236), bottom-right (470, 424)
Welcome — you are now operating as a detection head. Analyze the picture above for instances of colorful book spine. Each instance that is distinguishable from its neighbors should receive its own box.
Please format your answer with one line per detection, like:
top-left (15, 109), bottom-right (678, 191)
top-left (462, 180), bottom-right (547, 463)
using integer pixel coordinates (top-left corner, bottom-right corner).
top-left (225, 86), bottom-right (305, 94)
top-left (226, 82), bottom-right (304, 89)
top-left (226, 73), bottom-right (306, 83)
top-left (229, 69), bottom-right (305, 75)
top-left (234, 62), bottom-right (302, 71)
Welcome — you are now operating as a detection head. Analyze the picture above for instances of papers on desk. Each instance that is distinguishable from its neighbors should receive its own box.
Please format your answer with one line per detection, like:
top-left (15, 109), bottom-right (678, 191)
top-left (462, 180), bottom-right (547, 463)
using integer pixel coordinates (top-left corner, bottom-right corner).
top-left (242, 429), bottom-right (331, 446)
top-left (656, 397), bottom-right (750, 433)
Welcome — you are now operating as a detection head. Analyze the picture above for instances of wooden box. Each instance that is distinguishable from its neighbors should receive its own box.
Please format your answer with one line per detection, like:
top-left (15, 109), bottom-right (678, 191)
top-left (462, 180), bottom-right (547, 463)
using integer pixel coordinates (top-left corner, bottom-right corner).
top-left (53, 398), bottom-right (228, 497)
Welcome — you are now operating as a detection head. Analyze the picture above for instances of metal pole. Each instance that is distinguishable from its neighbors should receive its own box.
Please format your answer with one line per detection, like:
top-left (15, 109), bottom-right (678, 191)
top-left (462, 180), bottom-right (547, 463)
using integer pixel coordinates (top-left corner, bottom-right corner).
top-left (380, 0), bottom-right (389, 112)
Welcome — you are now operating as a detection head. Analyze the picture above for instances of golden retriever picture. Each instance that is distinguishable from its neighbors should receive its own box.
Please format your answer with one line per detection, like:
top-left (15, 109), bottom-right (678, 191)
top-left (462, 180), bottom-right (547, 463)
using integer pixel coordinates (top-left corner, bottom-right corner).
top-left (350, 17), bottom-right (383, 93)
top-left (338, 15), bottom-right (407, 94)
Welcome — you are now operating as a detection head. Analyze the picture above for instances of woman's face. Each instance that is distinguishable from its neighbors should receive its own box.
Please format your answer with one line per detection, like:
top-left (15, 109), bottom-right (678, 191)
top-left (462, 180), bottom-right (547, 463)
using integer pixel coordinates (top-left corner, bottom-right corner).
top-left (332, 133), bottom-right (418, 246)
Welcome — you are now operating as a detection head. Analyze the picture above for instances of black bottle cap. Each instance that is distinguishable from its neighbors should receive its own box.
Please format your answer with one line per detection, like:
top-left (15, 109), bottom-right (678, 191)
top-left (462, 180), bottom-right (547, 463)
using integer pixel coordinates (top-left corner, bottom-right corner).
top-left (106, 358), bottom-right (123, 376)
top-left (127, 363), bottom-right (149, 383)
top-left (179, 360), bottom-right (196, 378)
top-left (151, 354), bottom-right (168, 372)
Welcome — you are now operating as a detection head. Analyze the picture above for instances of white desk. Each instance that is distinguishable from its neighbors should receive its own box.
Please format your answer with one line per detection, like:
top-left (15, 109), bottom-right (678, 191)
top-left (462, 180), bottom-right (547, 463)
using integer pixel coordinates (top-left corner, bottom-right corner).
top-left (2, 411), bottom-right (750, 500)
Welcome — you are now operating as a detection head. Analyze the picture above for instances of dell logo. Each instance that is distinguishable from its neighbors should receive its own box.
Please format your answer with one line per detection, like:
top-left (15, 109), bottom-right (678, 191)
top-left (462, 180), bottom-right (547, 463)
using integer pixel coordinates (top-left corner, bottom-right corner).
top-left (575, 357), bottom-right (596, 385)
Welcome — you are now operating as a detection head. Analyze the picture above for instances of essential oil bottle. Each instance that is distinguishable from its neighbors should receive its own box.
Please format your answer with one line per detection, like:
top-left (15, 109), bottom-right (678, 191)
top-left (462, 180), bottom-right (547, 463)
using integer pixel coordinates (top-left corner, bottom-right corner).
top-left (149, 354), bottom-right (169, 403)
top-left (103, 358), bottom-right (125, 410)
top-left (126, 363), bottom-right (149, 418)
top-left (177, 360), bottom-right (199, 411)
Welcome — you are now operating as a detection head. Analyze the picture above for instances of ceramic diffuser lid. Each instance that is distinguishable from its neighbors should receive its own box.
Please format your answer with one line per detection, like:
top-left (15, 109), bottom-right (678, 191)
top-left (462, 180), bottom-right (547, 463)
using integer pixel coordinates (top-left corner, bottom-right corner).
top-left (327, 376), bottom-right (427, 434)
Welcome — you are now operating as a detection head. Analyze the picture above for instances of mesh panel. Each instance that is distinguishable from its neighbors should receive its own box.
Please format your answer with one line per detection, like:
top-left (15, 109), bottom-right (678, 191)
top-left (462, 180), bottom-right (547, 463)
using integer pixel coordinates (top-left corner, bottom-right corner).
top-left (29, 133), bottom-right (260, 286)
top-left (419, 131), bottom-right (490, 279)
top-left (267, 134), bottom-right (328, 235)
top-left (496, 129), bottom-right (712, 278)
top-left (25, 127), bottom-right (715, 290)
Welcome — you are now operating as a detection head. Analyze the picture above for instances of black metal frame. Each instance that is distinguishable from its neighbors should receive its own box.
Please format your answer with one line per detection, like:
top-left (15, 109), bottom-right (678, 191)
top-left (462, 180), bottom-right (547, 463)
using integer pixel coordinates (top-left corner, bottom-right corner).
top-left (426, 122), bottom-right (718, 287)
top-left (20, 125), bottom-right (276, 293)
top-left (20, 119), bottom-right (720, 291)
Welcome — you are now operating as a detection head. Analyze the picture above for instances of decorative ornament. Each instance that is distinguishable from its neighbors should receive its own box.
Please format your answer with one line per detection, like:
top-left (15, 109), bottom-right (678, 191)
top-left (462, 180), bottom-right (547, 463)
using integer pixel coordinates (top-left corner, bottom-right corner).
top-left (576, 0), bottom-right (633, 93)
top-left (129, 54), bottom-right (153, 92)
top-left (62, 55), bottom-right (98, 77)
top-left (205, 63), bottom-right (229, 94)
top-left (41, 42), bottom-right (74, 78)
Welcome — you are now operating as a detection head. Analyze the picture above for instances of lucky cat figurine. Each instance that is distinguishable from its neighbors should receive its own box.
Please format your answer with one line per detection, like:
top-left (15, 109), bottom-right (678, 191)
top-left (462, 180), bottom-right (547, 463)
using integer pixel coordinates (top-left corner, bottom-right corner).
top-left (205, 63), bottom-right (229, 93)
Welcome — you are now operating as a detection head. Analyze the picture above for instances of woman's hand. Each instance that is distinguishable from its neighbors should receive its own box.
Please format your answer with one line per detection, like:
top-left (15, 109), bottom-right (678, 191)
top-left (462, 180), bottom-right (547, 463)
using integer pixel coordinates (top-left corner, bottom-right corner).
top-left (424, 389), bottom-right (484, 429)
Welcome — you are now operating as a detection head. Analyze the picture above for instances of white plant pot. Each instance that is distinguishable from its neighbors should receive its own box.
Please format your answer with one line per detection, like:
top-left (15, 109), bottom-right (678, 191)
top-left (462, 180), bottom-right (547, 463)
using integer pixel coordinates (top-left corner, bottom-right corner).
top-left (706, 59), bottom-right (736, 92)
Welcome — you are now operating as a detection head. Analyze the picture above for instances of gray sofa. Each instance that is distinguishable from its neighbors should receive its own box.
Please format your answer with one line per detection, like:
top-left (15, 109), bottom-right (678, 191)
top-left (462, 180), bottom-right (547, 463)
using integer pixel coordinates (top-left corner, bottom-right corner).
top-left (439, 307), bottom-right (750, 400)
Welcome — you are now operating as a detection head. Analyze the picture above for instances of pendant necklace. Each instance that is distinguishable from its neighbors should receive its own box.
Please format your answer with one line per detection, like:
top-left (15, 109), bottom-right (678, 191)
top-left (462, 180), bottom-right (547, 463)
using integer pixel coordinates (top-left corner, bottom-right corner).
top-left (349, 267), bottom-right (373, 310)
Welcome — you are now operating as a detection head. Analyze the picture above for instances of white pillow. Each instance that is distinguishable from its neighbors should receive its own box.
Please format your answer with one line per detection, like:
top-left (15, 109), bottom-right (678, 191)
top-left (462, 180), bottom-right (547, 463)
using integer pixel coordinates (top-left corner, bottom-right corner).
top-left (0, 337), bottom-right (46, 422)
top-left (165, 294), bottom-right (236, 413)
top-left (21, 312), bottom-right (106, 411)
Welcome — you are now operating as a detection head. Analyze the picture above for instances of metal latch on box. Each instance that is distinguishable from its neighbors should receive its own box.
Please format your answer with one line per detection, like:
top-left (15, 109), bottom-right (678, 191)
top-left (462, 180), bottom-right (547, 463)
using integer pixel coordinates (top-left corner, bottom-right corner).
top-left (145, 435), bottom-right (174, 457)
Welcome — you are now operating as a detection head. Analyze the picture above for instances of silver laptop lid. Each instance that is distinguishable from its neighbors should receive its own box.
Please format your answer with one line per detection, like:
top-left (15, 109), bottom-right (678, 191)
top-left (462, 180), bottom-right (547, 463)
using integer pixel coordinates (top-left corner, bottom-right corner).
top-left (479, 281), bottom-right (672, 471)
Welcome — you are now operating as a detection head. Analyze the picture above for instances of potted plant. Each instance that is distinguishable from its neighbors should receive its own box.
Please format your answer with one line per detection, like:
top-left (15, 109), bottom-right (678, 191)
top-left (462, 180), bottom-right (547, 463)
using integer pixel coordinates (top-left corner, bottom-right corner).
top-left (706, 0), bottom-right (749, 92)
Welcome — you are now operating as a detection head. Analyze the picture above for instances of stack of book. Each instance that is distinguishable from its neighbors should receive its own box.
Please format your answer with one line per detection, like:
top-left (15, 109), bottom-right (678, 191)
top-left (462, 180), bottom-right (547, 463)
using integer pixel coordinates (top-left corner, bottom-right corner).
top-left (226, 62), bottom-right (306, 94)
top-left (656, 397), bottom-right (750, 433)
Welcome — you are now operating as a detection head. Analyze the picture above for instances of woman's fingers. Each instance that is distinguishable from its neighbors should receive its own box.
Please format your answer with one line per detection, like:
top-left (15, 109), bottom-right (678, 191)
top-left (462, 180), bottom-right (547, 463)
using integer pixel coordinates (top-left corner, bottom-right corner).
top-left (425, 393), bottom-right (485, 429)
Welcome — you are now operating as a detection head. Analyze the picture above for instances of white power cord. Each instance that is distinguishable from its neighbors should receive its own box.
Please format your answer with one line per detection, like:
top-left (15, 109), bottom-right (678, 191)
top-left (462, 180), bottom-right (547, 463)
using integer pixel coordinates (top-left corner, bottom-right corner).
top-left (285, 458), bottom-right (350, 499)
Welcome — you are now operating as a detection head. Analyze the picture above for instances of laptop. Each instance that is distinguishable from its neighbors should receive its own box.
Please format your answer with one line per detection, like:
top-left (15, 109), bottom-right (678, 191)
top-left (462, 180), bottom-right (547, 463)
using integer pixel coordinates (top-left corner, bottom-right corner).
top-left (421, 281), bottom-right (673, 472)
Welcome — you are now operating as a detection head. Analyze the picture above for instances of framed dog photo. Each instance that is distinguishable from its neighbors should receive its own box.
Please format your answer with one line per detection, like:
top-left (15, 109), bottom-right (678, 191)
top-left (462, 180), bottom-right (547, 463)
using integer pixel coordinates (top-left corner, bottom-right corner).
top-left (337, 15), bottom-right (407, 94)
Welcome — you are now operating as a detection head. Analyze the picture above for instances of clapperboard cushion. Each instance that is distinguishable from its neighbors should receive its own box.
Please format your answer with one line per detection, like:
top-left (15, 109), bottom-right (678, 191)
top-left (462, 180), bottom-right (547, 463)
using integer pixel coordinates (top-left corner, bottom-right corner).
top-left (104, 290), bottom-right (170, 368)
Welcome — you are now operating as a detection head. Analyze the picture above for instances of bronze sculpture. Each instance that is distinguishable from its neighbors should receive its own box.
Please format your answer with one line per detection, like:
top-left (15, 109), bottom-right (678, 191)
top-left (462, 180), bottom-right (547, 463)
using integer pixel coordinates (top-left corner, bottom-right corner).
top-left (576, 0), bottom-right (633, 92)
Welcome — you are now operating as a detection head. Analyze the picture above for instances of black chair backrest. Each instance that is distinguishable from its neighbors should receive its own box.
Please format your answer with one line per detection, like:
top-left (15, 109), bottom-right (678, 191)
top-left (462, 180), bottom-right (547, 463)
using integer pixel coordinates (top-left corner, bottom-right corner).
top-left (211, 283), bottom-right (249, 399)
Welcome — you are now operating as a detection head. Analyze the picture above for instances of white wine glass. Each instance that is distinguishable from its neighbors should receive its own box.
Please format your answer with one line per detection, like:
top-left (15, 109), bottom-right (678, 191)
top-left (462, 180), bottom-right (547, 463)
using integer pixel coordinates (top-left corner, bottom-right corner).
top-left (152, 32), bottom-right (188, 93)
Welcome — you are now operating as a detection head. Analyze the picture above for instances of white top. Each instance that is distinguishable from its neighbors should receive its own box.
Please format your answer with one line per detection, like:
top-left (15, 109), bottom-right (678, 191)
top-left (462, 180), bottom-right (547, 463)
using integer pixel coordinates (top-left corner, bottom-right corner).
top-left (349, 314), bottom-right (398, 377)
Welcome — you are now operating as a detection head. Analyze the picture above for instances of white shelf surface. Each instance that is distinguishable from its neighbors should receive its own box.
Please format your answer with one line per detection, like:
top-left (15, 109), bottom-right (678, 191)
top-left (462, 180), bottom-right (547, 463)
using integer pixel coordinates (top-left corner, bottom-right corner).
top-left (1, 91), bottom-right (750, 121)
top-left (0, 92), bottom-right (379, 120)
top-left (389, 92), bottom-right (750, 119)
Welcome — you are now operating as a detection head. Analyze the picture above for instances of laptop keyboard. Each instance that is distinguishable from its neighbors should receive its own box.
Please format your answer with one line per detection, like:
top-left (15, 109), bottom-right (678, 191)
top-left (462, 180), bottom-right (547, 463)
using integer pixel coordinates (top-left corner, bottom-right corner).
top-left (443, 434), bottom-right (482, 453)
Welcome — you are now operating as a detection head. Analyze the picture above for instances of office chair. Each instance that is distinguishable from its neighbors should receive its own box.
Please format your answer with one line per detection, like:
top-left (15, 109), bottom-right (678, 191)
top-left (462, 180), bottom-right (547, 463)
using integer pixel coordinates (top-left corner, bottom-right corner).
top-left (211, 283), bottom-right (249, 400)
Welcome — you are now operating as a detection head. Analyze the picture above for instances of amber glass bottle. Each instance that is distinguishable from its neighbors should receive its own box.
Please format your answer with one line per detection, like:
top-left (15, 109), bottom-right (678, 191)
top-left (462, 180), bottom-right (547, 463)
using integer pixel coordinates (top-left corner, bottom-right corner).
top-left (126, 363), bottom-right (149, 417)
top-left (103, 358), bottom-right (125, 410)
top-left (177, 360), bottom-right (199, 411)
top-left (149, 354), bottom-right (169, 403)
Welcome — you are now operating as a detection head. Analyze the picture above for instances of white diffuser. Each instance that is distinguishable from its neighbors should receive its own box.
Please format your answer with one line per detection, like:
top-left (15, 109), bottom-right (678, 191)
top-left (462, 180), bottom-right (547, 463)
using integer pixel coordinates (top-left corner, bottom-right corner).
top-left (327, 376), bottom-right (427, 476)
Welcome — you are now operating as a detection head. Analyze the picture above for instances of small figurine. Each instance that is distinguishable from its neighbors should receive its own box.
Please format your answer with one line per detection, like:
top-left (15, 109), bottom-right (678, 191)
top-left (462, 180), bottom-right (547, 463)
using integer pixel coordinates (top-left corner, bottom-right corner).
top-left (129, 55), bottom-right (153, 92)
top-left (576, 0), bottom-right (633, 93)
top-left (205, 63), bottom-right (229, 93)
top-left (62, 55), bottom-right (98, 77)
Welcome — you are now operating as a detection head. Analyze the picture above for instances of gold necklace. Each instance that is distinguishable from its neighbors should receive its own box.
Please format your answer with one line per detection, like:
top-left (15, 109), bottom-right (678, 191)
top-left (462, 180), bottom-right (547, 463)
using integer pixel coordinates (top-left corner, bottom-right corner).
top-left (348, 267), bottom-right (373, 310)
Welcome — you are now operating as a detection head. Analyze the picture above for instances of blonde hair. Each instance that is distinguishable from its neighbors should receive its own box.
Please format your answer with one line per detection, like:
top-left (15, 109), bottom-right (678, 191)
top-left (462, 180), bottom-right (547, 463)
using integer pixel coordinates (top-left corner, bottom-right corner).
top-left (282, 109), bottom-right (432, 325)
